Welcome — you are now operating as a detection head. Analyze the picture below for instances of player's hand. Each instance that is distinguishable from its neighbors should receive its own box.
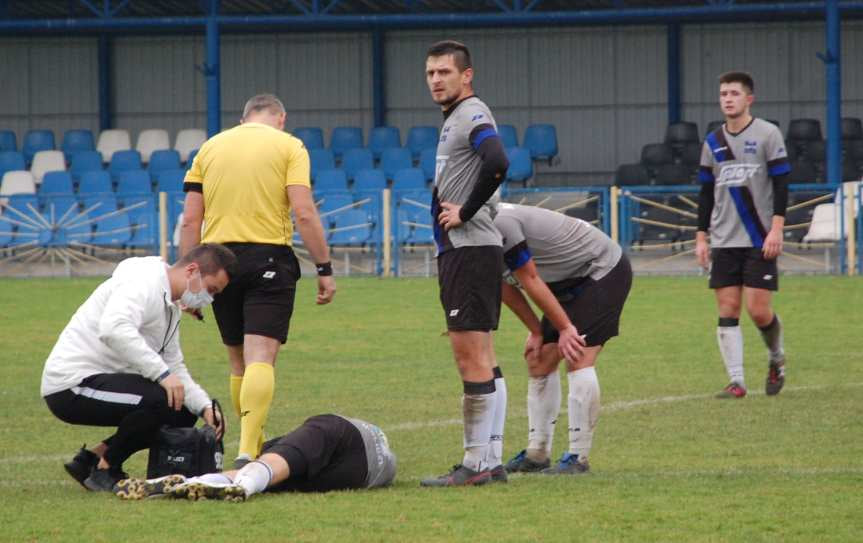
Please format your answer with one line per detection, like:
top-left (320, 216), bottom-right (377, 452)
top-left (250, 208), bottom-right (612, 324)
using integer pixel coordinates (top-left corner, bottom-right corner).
top-left (524, 331), bottom-right (543, 361)
top-left (762, 228), bottom-right (783, 260)
top-left (159, 374), bottom-right (185, 411)
top-left (202, 405), bottom-right (225, 440)
top-left (317, 275), bottom-right (336, 305)
top-left (557, 325), bottom-right (587, 364)
top-left (437, 202), bottom-right (464, 231)
top-left (695, 238), bottom-right (710, 270)
top-left (179, 305), bottom-right (204, 321)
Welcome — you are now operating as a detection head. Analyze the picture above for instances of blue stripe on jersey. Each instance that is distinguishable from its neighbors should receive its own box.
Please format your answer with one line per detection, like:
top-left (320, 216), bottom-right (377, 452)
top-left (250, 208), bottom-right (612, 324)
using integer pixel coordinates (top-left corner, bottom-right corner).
top-left (768, 161), bottom-right (791, 176)
top-left (698, 167), bottom-right (715, 184)
top-left (728, 186), bottom-right (765, 248)
top-left (705, 132), bottom-right (728, 163)
top-left (471, 127), bottom-right (498, 150)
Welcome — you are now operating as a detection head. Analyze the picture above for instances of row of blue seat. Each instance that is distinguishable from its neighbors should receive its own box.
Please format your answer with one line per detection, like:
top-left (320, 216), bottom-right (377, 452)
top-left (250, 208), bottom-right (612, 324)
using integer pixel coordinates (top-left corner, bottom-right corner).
top-left (0, 148), bottom-right (196, 182)
top-left (36, 169), bottom-right (186, 196)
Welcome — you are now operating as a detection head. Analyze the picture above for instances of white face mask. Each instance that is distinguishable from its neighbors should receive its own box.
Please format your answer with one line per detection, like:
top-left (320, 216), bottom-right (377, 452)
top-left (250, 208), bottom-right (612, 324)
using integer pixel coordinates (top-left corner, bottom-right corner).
top-left (179, 271), bottom-right (214, 309)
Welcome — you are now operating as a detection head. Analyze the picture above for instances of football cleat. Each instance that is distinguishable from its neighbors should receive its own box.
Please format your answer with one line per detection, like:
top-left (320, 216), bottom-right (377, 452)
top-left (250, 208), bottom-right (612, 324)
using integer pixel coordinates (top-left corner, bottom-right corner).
top-left (765, 359), bottom-right (785, 396)
top-left (169, 481), bottom-right (246, 502)
top-left (419, 464), bottom-right (491, 487)
top-left (489, 464), bottom-right (508, 483)
top-left (114, 474), bottom-right (187, 500)
top-left (63, 445), bottom-right (99, 489)
top-left (504, 449), bottom-right (551, 473)
top-left (84, 467), bottom-right (128, 492)
top-left (542, 452), bottom-right (590, 475)
top-left (715, 382), bottom-right (747, 399)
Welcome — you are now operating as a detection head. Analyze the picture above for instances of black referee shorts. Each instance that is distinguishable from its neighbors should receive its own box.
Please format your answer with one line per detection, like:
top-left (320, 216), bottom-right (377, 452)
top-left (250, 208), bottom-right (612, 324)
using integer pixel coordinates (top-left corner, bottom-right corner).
top-left (437, 245), bottom-right (503, 332)
top-left (260, 414), bottom-right (368, 493)
top-left (213, 243), bottom-right (301, 346)
top-left (709, 247), bottom-right (779, 291)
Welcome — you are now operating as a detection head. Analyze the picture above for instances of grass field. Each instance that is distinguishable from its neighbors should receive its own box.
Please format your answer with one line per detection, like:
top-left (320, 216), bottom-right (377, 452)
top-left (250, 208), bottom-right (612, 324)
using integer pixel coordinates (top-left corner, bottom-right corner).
top-left (1, 274), bottom-right (861, 542)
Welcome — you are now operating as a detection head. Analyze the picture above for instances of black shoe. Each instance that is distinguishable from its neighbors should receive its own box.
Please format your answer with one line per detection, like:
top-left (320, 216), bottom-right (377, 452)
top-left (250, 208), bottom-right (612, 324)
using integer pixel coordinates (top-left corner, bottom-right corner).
top-left (504, 449), bottom-right (551, 473)
top-left (83, 467), bottom-right (127, 492)
top-left (541, 453), bottom-right (590, 475)
top-left (765, 358), bottom-right (786, 396)
top-left (63, 445), bottom-right (99, 489)
top-left (489, 464), bottom-right (508, 483)
top-left (420, 464), bottom-right (491, 487)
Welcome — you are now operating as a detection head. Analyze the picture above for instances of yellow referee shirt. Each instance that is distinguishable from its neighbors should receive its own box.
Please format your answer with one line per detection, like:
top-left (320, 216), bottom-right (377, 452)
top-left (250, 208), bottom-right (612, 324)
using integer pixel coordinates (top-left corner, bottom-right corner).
top-left (184, 122), bottom-right (311, 246)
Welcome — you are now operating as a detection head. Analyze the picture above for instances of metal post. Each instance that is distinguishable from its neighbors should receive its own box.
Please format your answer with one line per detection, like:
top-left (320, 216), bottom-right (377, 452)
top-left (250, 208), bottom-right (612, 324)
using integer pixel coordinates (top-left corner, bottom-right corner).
top-left (667, 23), bottom-right (681, 124)
top-left (382, 188), bottom-right (391, 277)
top-left (159, 192), bottom-right (168, 261)
top-left (372, 28), bottom-right (386, 127)
top-left (205, 0), bottom-right (221, 137)
top-left (825, 0), bottom-right (841, 186)
top-left (98, 34), bottom-right (111, 130)
top-left (610, 186), bottom-right (620, 243)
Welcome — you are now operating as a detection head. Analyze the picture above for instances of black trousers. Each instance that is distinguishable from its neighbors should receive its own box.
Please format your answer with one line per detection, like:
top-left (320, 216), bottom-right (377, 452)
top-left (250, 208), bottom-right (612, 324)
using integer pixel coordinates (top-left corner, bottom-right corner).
top-left (44, 373), bottom-right (198, 468)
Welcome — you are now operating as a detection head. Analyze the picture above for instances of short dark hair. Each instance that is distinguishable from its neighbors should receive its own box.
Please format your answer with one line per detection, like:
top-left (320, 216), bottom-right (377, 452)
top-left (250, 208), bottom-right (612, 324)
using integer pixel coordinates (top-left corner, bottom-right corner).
top-left (242, 93), bottom-right (286, 120)
top-left (179, 243), bottom-right (238, 279)
top-left (719, 71), bottom-right (754, 94)
top-left (427, 40), bottom-right (472, 72)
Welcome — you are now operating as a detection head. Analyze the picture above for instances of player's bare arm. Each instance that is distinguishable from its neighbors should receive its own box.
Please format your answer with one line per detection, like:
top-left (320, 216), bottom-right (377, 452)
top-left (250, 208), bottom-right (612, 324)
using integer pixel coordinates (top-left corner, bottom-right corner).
top-left (287, 184), bottom-right (336, 305)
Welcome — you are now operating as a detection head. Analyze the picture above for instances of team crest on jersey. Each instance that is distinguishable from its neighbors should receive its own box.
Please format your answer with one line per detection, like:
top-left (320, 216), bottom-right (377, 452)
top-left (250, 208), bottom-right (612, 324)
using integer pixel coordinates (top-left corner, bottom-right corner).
top-left (716, 163), bottom-right (761, 186)
top-left (744, 140), bottom-right (758, 155)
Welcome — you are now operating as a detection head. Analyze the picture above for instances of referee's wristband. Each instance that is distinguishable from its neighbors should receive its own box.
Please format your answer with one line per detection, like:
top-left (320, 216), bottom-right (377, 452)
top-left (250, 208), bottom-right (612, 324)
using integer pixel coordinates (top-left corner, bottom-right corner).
top-left (315, 262), bottom-right (333, 276)
top-left (156, 370), bottom-right (171, 383)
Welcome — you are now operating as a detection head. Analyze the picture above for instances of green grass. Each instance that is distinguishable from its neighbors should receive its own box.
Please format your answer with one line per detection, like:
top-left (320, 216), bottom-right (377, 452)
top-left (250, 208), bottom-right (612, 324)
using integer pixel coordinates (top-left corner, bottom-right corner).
top-left (0, 275), bottom-right (861, 542)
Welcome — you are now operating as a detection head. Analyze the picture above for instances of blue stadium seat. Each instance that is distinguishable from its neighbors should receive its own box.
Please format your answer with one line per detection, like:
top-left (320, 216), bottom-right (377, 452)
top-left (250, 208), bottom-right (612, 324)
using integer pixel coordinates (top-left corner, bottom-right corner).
top-left (0, 130), bottom-right (17, 152)
top-left (39, 171), bottom-right (74, 195)
top-left (108, 150), bottom-right (142, 179)
top-left (368, 126), bottom-right (401, 160)
top-left (309, 148), bottom-right (336, 180)
top-left (0, 151), bottom-right (26, 180)
top-left (156, 169), bottom-right (186, 193)
top-left (315, 192), bottom-right (354, 214)
top-left (392, 168), bottom-right (427, 191)
top-left (41, 195), bottom-right (79, 225)
top-left (147, 149), bottom-right (182, 178)
top-left (419, 147), bottom-right (437, 182)
top-left (6, 194), bottom-right (42, 228)
top-left (380, 147), bottom-right (413, 180)
top-left (69, 150), bottom-right (103, 180)
top-left (406, 126), bottom-right (439, 158)
top-left (186, 148), bottom-right (199, 167)
top-left (354, 169), bottom-right (387, 191)
top-left (523, 124), bottom-right (559, 161)
top-left (293, 127), bottom-right (324, 150)
top-left (78, 171), bottom-right (113, 195)
top-left (22, 130), bottom-right (55, 164)
top-left (63, 209), bottom-right (92, 245)
top-left (498, 124), bottom-right (518, 148)
top-left (505, 147), bottom-right (534, 183)
top-left (116, 169), bottom-right (153, 196)
top-left (62, 129), bottom-right (95, 159)
top-left (120, 196), bottom-right (157, 248)
top-left (341, 148), bottom-right (373, 181)
top-left (330, 126), bottom-right (363, 158)
top-left (92, 211), bottom-right (132, 246)
top-left (81, 194), bottom-right (118, 214)
top-left (396, 195), bottom-right (434, 245)
top-left (329, 209), bottom-right (372, 247)
top-left (314, 169), bottom-right (349, 192)
top-left (0, 214), bottom-right (14, 247)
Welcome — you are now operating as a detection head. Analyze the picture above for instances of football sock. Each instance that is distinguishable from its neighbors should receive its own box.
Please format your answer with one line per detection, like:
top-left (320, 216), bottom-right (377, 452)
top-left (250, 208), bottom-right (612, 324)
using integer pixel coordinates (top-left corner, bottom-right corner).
top-left (238, 362), bottom-right (275, 459)
top-left (485, 367), bottom-right (507, 468)
top-left (527, 370), bottom-right (561, 461)
top-left (462, 379), bottom-right (496, 472)
top-left (567, 367), bottom-right (600, 459)
top-left (717, 318), bottom-right (745, 386)
top-left (234, 460), bottom-right (273, 498)
top-left (229, 374), bottom-right (243, 418)
top-left (758, 314), bottom-right (785, 363)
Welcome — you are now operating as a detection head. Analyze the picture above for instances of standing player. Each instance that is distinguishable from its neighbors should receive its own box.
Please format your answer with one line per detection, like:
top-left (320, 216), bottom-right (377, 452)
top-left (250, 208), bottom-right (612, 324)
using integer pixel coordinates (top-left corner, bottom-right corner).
top-left (494, 204), bottom-right (630, 475)
top-left (419, 41), bottom-right (510, 487)
top-left (696, 72), bottom-right (790, 399)
top-left (179, 94), bottom-right (336, 468)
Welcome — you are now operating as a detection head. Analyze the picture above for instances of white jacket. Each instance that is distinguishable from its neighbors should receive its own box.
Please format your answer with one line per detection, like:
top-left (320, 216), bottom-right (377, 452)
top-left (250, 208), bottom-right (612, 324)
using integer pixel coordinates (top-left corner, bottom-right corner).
top-left (41, 256), bottom-right (211, 416)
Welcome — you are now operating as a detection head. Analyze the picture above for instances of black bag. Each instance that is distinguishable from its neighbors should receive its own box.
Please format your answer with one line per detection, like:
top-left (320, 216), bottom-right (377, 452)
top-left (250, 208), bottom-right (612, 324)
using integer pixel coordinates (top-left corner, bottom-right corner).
top-left (147, 399), bottom-right (224, 478)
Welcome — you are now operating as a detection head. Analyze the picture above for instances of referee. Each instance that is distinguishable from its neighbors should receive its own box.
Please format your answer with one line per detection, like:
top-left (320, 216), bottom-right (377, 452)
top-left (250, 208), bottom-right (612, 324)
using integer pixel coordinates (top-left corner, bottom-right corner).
top-left (179, 93), bottom-right (336, 468)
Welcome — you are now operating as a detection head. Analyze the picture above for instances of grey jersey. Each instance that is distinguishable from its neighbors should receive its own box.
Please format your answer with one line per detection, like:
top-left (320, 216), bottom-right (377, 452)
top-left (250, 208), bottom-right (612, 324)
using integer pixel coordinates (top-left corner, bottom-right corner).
top-left (431, 96), bottom-right (503, 254)
top-left (344, 417), bottom-right (397, 489)
top-left (494, 203), bottom-right (622, 283)
top-left (699, 118), bottom-right (791, 248)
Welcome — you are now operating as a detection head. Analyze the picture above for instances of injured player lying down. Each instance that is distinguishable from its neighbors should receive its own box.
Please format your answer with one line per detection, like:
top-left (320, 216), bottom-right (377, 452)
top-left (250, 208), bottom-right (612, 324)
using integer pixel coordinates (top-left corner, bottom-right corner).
top-left (115, 414), bottom-right (396, 501)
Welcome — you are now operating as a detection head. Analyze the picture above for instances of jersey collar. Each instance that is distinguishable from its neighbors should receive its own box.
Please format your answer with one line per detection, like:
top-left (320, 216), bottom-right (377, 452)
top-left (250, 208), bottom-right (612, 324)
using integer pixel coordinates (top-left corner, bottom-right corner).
top-left (442, 94), bottom-right (477, 120)
top-left (724, 116), bottom-right (756, 137)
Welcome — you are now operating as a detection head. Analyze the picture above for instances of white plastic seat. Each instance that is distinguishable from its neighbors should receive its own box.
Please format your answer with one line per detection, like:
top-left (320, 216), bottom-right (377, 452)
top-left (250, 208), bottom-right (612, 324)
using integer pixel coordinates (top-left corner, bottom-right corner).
top-left (802, 204), bottom-right (840, 242)
top-left (174, 129), bottom-right (207, 162)
top-left (96, 129), bottom-right (132, 163)
top-left (29, 150), bottom-right (66, 185)
top-left (0, 170), bottom-right (36, 205)
top-left (135, 129), bottom-right (171, 163)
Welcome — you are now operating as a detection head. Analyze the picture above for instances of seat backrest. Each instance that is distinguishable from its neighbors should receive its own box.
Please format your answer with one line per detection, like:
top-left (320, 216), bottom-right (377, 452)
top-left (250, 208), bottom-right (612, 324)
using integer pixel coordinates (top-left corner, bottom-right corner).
top-left (135, 129), bottom-right (171, 163)
top-left (314, 169), bottom-right (349, 192)
top-left (156, 169), bottom-right (186, 193)
top-left (70, 150), bottom-right (104, 178)
top-left (505, 146), bottom-right (533, 182)
top-left (116, 169), bottom-right (153, 195)
top-left (30, 150), bottom-right (67, 184)
top-left (392, 168), bottom-right (427, 191)
top-left (96, 129), bottom-right (132, 163)
top-left (23, 130), bottom-right (56, 163)
top-left (78, 170), bottom-right (113, 194)
top-left (0, 151), bottom-right (27, 180)
top-left (497, 124), bottom-right (518, 148)
top-left (802, 140), bottom-right (826, 162)
top-left (680, 142), bottom-right (702, 167)
top-left (354, 169), bottom-right (387, 191)
top-left (315, 192), bottom-right (354, 213)
top-left (369, 126), bottom-right (401, 159)
top-left (380, 147), bottom-right (413, 180)
top-left (108, 150), bottom-right (143, 176)
top-left (309, 148), bottom-right (336, 180)
top-left (615, 163), bottom-right (650, 186)
top-left (148, 149), bottom-right (182, 175)
top-left (787, 118), bottom-right (823, 142)
top-left (640, 143), bottom-right (674, 167)
top-left (788, 159), bottom-right (818, 184)
top-left (39, 171), bottom-right (74, 195)
top-left (842, 117), bottom-right (863, 141)
top-left (665, 122), bottom-right (699, 145)
top-left (655, 164), bottom-right (694, 185)
top-left (0, 130), bottom-right (16, 152)
top-left (419, 147), bottom-right (437, 182)
top-left (341, 148), bottom-right (374, 181)
top-left (0, 170), bottom-right (36, 196)
top-left (62, 129), bottom-right (95, 157)
top-left (406, 126), bottom-right (439, 158)
top-left (81, 194), bottom-right (118, 213)
top-left (329, 126), bottom-right (364, 157)
top-left (293, 127), bottom-right (324, 150)
top-left (523, 124), bottom-right (558, 159)
top-left (174, 129), bottom-right (207, 162)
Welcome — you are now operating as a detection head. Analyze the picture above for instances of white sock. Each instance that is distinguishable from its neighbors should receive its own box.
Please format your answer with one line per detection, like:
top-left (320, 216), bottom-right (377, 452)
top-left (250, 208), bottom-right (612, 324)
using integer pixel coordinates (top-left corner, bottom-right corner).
top-left (233, 460), bottom-right (273, 498)
top-left (567, 367), bottom-right (600, 459)
top-left (717, 321), bottom-right (745, 386)
top-left (462, 380), bottom-right (496, 472)
top-left (527, 370), bottom-right (561, 460)
top-left (186, 472), bottom-right (233, 485)
top-left (485, 369), bottom-right (507, 469)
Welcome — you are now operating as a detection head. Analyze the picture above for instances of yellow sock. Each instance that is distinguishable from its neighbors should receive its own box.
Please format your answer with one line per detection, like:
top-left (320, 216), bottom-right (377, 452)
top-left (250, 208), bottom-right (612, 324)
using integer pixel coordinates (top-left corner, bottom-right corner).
top-left (229, 375), bottom-right (243, 418)
top-left (238, 362), bottom-right (274, 459)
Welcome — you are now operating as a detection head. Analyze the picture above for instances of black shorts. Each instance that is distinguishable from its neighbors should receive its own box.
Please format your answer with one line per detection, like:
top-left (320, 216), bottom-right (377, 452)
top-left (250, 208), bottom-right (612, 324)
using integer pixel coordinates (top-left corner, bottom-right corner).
top-left (212, 243), bottom-right (301, 346)
top-left (437, 245), bottom-right (503, 332)
top-left (709, 248), bottom-right (778, 291)
top-left (260, 414), bottom-right (368, 493)
top-left (542, 254), bottom-right (633, 348)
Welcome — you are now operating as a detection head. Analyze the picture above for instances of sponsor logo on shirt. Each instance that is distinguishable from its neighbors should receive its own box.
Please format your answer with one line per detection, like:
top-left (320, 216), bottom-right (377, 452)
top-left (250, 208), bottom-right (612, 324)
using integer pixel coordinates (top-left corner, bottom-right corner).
top-left (716, 163), bottom-right (761, 186)
top-left (744, 140), bottom-right (758, 155)
top-left (471, 114), bottom-right (485, 121)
